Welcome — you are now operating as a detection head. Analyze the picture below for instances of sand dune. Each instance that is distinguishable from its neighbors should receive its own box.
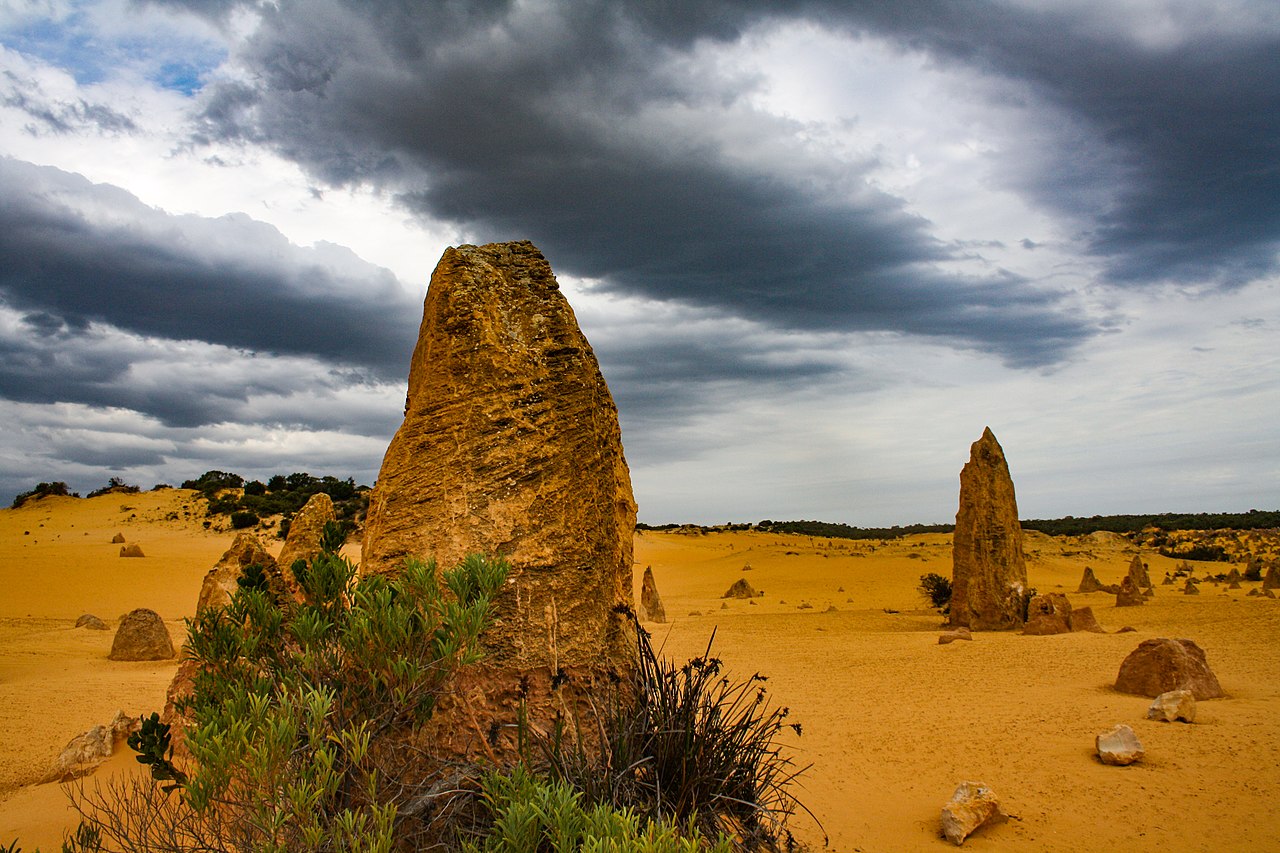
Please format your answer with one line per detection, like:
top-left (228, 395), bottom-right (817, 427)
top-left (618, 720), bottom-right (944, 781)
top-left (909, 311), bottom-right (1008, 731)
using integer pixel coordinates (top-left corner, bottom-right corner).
top-left (2, 495), bottom-right (1278, 851)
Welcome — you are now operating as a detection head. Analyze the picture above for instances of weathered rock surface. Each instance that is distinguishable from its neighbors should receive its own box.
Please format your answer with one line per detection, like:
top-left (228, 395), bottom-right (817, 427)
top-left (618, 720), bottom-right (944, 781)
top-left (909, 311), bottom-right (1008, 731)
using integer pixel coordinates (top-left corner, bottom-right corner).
top-left (1069, 606), bottom-right (1105, 633)
top-left (1224, 567), bottom-right (1242, 584)
top-left (110, 532), bottom-right (125, 544)
top-left (1184, 579), bottom-right (1200, 595)
top-left (277, 492), bottom-right (337, 597)
top-left (358, 240), bottom-right (636, 760)
top-left (638, 565), bottom-right (666, 623)
top-left (1263, 562), bottom-right (1280, 590)
top-left (1127, 554), bottom-right (1151, 588)
top-left (1023, 592), bottom-right (1073, 635)
top-left (950, 428), bottom-right (1027, 631)
top-left (1096, 723), bottom-right (1144, 766)
top-left (108, 608), bottom-right (175, 661)
top-left (196, 531), bottom-right (282, 613)
top-left (1147, 689), bottom-right (1196, 723)
top-left (939, 628), bottom-right (973, 645)
top-left (1115, 575), bottom-right (1146, 607)
top-left (39, 710), bottom-right (139, 783)
top-left (1115, 638), bottom-right (1224, 700)
top-left (75, 613), bottom-right (108, 630)
top-left (723, 578), bottom-right (758, 599)
top-left (940, 781), bottom-right (1007, 846)
top-left (1077, 566), bottom-right (1105, 593)
top-left (118, 543), bottom-right (144, 558)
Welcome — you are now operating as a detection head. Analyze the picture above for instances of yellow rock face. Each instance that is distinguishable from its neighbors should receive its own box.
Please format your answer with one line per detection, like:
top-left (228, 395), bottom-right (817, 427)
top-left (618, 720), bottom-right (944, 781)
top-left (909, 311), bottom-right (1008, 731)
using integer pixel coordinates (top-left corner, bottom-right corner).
top-left (950, 427), bottom-right (1028, 630)
top-left (361, 240), bottom-right (637, 678)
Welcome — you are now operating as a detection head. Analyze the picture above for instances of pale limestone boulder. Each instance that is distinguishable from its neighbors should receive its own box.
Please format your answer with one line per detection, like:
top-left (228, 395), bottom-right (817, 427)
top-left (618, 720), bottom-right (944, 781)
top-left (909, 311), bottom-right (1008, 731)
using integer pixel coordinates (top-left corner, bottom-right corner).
top-left (39, 710), bottom-right (139, 783)
top-left (1127, 554), bottom-right (1151, 588)
top-left (1147, 689), bottom-right (1196, 723)
top-left (940, 781), bottom-right (1007, 845)
top-left (950, 428), bottom-right (1027, 631)
top-left (938, 628), bottom-right (973, 645)
top-left (1097, 723), bottom-right (1144, 765)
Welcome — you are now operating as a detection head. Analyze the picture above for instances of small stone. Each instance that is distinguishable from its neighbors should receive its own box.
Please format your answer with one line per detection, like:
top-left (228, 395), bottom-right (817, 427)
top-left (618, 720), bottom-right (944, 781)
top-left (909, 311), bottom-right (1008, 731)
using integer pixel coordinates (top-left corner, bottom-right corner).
top-left (723, 578), bottom-right (757, 599)
top-left (75, 614), bottom-right (109, 630)
top-left (118, 543), bottom-right (145, 558)
top-left (940, 781), bottom-right (1006, 846)
top-left (1096, 724), bottom-right (1144, 765)
top-left (939, 628), bottom-right (973, 645)
top-left (1023, 592), bottom-right (1072, 635)
top-left (1147, 689), bottom-right (1196, 723)
top-left (1184, 579), bottom-right (1200, 595)
top-left (110, 532), bottom-right (125, 544)
top-left (1115, 575), bottom-right (1145, 607)
top-left (1115, 626), bottom-right (1137, 633)
top-left (1077, 566), bottom-right (1105, 593)
top-left (639, 565), bottom-right (667, 623)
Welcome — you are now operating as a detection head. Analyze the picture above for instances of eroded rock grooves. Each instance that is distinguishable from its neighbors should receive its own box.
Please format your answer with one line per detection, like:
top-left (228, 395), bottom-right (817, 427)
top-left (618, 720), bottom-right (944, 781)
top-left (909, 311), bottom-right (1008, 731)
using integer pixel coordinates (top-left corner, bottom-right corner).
top-left (361, 240), bottom-right (637, 759)
top-left (950, 428), bottom-right (1028, 631)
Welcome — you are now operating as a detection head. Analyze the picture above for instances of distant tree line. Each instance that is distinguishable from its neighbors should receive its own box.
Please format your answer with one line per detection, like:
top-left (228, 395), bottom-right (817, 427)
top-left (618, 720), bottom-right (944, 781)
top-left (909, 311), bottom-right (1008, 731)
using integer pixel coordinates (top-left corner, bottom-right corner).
top-left (754, 519), bottom-right (954, 540)
top-left (641, 510), bottom-right (1280, 541)
top-left (181, 470), bottom-right (368, 538)
top-left (1020, 509), bottom-right (1280, 536)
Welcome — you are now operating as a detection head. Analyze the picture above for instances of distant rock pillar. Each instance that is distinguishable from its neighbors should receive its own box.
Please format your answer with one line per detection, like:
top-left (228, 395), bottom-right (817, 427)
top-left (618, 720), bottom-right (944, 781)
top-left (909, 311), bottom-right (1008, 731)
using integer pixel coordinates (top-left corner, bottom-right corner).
top-left (950, 427), bottom-right (1028, 630)
top-left (360, 240), bottom-right (637, 759)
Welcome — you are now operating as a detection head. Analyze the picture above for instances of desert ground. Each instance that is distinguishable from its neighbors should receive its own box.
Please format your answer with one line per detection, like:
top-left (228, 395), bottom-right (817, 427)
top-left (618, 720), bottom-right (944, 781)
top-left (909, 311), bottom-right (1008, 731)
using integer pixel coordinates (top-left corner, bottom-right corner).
top-left (1, 490), bottom-right (1278, 851)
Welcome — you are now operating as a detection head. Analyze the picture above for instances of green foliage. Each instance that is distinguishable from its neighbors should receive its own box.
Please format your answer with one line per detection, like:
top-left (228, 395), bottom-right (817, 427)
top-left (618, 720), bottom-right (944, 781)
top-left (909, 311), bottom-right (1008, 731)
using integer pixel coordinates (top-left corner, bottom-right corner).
top-left (86, 477), bottom-right (140, 498)
top-left (464, 766), bottom-right (732, 853)
top-left (229, 510), bottom-right (259, 529)
top-left (1159, 543), bottom-right (1228, 562)
top-left (10, 481), bottom-right (74, 508)
top-left (180, 470), bottom-right (244, 497)
top-left (918, 573), bottom-right (953, 610)
top-left (529, 622), bottom-right (814, 850)
top-left (98, 540), bottom-right (509, 851)
top-left (126, 713), bottom-right (187, 789)
top-left (1021, 509), bottom-right (1280, 536)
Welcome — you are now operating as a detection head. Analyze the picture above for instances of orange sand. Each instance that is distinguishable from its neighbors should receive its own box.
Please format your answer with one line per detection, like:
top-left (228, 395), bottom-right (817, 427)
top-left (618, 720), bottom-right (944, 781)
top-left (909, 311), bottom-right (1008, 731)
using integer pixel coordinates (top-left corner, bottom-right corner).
top-left (2, 496), bottom-right (1278, 851)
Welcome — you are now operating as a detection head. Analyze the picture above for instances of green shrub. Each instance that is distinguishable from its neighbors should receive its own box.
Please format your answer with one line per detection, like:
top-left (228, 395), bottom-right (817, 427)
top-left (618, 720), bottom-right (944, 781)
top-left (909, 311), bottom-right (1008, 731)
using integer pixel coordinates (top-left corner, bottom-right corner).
top-left (229, 510), bottom-right (258, 529)
top-left (464, 765), bottom-right (732, 852)
top-left (10, 481), bottom-right (74, 508)
top-left (527, 622), bottom-right (815, 850)
top-left (74, 529), bottom-right (509, 852)
top-left (918, 573), bottom-right (952, 610)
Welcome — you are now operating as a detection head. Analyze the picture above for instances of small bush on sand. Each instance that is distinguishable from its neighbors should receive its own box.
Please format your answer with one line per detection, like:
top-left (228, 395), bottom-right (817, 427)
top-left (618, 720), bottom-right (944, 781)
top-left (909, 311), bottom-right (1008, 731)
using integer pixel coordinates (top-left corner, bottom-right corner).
top-left (918, 573), bottom-right (952, 610)
top-left (10, 481), bottom-right (74, 508)
top-left (527, 621), bottom-right (815, 850)
top-left (464, 765), bottom-right (732, 853)
top-left (73, 526), bottom-right (509, 852)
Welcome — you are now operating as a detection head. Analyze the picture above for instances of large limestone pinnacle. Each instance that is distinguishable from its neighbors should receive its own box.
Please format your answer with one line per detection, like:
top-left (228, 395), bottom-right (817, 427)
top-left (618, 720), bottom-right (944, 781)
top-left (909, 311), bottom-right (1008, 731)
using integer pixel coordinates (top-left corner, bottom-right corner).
top-left (950, 427), bottom-right (1028, 630)
top-left (362, 240), bottom-right (637, 681)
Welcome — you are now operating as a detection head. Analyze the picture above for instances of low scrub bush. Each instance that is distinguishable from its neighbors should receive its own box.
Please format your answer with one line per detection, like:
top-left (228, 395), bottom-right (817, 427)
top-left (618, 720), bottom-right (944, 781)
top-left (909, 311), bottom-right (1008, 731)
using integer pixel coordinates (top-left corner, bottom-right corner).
top-left (918, 573), bottom-right (952, 610)
top-left (464, 765), bottom-right (732, 852)
top-left (10, 481), bottom-right (74, 508)
top-left (73, 525), bottom-right (509, 852)
top-left (527, 622), bottom-right (815, 850)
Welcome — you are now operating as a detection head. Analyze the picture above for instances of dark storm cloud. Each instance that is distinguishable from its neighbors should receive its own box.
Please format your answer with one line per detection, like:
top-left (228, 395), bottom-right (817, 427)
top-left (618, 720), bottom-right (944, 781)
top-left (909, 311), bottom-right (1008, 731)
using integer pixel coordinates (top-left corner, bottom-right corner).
top-left (0, 158), bottom-right (420, 380)
top-left (820, 1), bottom-right (1280, 288)
top-left (190, 0), bottom-right (1094, 369)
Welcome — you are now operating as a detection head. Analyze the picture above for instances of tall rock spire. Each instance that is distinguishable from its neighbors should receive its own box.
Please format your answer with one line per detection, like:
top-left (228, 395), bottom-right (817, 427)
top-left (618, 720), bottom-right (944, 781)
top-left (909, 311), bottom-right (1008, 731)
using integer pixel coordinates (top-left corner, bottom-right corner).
top-left (362, 239), bottom-right (637, 685)
top-left (950, 427), bottom-right (1028, 630)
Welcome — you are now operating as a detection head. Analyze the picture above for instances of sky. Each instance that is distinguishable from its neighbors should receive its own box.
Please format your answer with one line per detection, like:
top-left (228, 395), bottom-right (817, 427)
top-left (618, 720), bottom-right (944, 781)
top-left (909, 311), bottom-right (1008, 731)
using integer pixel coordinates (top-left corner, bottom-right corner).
top-left (0, 0), bottom-right (1277, 526)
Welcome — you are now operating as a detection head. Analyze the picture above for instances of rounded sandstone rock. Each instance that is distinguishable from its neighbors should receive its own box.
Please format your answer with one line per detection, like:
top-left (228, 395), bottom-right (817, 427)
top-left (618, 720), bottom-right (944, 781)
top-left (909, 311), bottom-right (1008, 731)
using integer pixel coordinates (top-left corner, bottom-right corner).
top-left (108, 608), bottom-right (175, 661)
top-left (1115, 637), bottom-right (1224, 700)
